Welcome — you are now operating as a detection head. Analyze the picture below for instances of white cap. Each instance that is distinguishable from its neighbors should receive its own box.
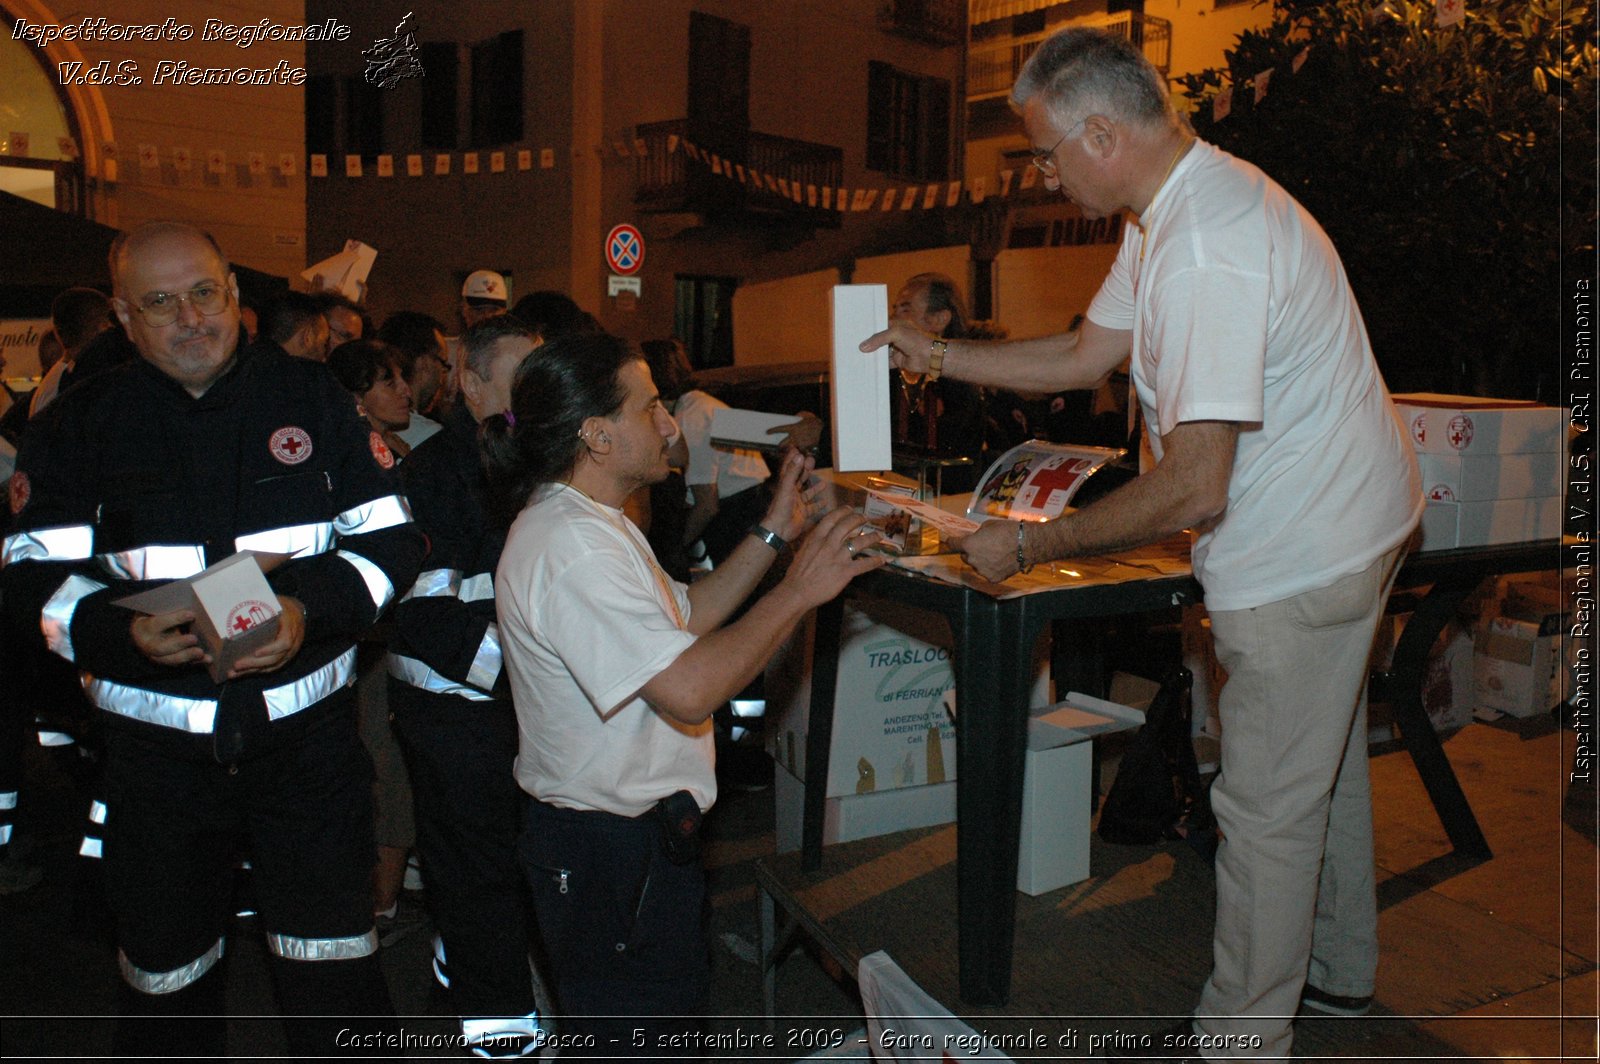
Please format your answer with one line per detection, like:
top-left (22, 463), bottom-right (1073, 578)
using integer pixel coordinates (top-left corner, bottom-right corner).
top-left (461, 269), bottom-right (507, 303)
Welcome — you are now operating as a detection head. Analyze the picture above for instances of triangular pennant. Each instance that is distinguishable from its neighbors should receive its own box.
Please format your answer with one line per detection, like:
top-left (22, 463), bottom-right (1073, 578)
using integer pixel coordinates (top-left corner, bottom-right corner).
top-left (344, 154), bottom-right (362, 178)
top-left (310, 154), bottom-right (328, 177)
top-left (207, 150), bottom-right (227, 175)
top-left (971, 175), bottom-right (987, 203)
top-left (1293, 46), bottom-right (1311, 73)
top-left (922, 184), bottom-right (939, 209)
top-left (1253, 68), bottom-right (1273, 106)
top-left (137, 143), bottom-right (159, 169)
top-left (634, 137), bottom-right (648, 156)
top-left (999, 169), bottom-right (1016, 197)
top-left (407, 154), bottom-right (424, 177)
top-left (861, 189), bottom-right (879, 211)
top-left (517, 149), bottom-right (532, 171)
top-left (376, 154), bottom-right (394, 177)
top-left (434, 153), bottom-right (452, 175)
top-left (822, 186), bottom-right (833, 210)
top-left (463, 152), bottom-right (480, 173)
top-left (807, 184), bottom-right (818, 207)
top-left (612, 140), bottom-right (631, 158)
top-left (946, 180), bottom-right (961, 207)
top-left (248, 152), bottom-right (266, 176)
top-left (666, 134), bottom-right (680, 154)
top-left (490, 151), bottom-right (506, 173)
top-left (540, 148), bottom-right (555, 169)
top-left (1435, 0), bottom-right (1464, 28)
top-left (1213, 85), bottom-right (1234, 122)
top-left (881, 188), bottom-right (898, 211)
top-left (278, 152), bottom-right (297, 176)
top-left (1020, 166), bottom-right (1038, 190)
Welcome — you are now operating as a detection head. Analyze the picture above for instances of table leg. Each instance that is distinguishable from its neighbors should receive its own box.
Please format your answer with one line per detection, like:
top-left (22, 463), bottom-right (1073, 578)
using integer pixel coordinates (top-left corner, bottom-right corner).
top-left (802, 597), bottom-right (847, 873)
top-left (1383, 572), bottom-right (1493, 859)
top-left (952, 599), bottom-right (1039, 1005)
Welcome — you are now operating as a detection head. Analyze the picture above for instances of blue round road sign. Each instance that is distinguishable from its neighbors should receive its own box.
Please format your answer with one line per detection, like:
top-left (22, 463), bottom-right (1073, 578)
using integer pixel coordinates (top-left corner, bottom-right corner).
top-left (606, 224), bottom-right (645, 275)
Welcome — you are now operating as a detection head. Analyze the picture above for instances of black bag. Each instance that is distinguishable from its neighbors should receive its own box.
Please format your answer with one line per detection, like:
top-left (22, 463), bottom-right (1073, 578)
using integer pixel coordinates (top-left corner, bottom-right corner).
top-left (1097, 666), bottom-right (1215, 859)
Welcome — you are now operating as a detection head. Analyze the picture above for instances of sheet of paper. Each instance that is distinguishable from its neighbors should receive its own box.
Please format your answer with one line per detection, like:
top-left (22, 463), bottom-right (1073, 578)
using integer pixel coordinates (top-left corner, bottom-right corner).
top-left (829, 285), bottom-right (891, 472)
top-left (708, 407), bottom-right (799, 450)
top-left (865, 488), bottom-right (983, 539)
top-left (301, 239), bottom-right (378, 302)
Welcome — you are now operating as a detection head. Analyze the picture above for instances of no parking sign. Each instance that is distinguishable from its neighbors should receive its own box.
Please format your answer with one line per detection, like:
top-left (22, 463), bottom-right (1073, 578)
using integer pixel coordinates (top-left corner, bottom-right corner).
top-left (605, 224), bottom-right (644, 275)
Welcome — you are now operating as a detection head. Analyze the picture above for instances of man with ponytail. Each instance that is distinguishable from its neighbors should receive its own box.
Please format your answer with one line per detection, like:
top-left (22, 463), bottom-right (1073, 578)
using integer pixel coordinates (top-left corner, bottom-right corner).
top-left (488, 332), bottom-right (884, 1055)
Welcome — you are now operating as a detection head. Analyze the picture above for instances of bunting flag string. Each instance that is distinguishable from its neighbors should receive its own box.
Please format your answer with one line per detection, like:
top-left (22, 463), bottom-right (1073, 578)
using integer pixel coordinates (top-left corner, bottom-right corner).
top-left (43, 22), bottom-right (1340, 211)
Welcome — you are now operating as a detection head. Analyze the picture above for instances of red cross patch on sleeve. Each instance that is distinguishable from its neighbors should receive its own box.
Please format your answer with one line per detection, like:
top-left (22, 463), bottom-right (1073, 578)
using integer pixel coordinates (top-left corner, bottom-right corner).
top-left (369, 431), bottom-right (396, 470)
top-left (8, 470), bottom-right (29, 515)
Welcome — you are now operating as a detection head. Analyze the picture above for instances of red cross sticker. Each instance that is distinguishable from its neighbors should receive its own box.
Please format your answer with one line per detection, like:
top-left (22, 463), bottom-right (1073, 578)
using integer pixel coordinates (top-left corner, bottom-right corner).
top-left (605, 224), bottom-right (645, 275)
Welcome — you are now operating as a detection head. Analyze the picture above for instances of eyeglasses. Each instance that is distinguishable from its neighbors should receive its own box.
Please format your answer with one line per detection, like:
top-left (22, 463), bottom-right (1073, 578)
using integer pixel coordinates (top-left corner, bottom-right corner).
top-left (124, 283), bottom-right (232, 326)
top-left (1029, 116), bottom-right (1088, 177)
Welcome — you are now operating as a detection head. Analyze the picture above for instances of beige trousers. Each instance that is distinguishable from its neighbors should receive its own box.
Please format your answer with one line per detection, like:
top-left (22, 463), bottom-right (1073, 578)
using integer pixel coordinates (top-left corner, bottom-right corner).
top-left (1194, 544), bottom-right (1405, 1059)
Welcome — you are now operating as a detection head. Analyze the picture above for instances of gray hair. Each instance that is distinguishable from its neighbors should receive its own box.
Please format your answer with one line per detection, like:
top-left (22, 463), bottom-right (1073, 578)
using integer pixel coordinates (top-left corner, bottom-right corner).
top-left (1010, 28), bottom-right (1172, 131)
top-left (462, 313), bottom-right (536, 379)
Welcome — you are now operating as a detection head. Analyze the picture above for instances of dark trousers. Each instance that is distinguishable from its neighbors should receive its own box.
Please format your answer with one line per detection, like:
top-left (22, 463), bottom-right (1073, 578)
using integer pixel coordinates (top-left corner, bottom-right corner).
top-left (388, 680), bottom-right (536, 1023)
top-left (519, 798), bottom-right (710, 1059)
top-left (102, 692), bottom-right (392, 1056)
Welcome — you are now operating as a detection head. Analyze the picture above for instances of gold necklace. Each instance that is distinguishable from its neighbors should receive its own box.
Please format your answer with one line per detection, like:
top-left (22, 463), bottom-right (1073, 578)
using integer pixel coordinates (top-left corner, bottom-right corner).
top-left (1139, 136), bottom-right (1192, 262)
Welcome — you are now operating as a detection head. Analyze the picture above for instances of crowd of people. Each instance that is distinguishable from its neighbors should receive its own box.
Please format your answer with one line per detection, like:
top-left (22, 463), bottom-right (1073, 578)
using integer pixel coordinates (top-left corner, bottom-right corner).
top-left (1, 25), bottom-right (1426, 1064)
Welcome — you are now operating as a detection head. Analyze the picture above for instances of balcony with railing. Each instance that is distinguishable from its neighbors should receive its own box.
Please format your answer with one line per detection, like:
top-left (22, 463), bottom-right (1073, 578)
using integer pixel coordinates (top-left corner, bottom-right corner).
top-left (967, 12), bottom-right (1172, 100)
top-left (876, 0), bottom-right (966, 46)
top-left (634, 119), bottom-right (844, 227)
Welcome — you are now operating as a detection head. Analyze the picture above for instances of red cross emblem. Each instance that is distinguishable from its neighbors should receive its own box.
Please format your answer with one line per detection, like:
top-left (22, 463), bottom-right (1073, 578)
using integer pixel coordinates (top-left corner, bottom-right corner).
top-left (369, 431), bottom-right (395, 470)
top-left (1410, 414), bottom-right (1427, 446)
top-left (269, 426), bottom-right (313, 465)
top-left (8, 471), bottom-right (30, 515)
top-left (227, 600), bottom-right (272, 634)
top-left (1427, 484), bottom-right (1456, 502)
top-left (1446, 414), bottom-right (1474, 450)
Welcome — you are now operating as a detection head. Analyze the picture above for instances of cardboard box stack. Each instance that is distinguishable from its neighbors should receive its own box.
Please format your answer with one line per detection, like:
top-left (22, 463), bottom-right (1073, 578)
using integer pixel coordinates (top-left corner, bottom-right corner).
top-left (1472, 574), bottom-right (1568, 719)
top-left (1391, 394), bottom-right (1565, 549)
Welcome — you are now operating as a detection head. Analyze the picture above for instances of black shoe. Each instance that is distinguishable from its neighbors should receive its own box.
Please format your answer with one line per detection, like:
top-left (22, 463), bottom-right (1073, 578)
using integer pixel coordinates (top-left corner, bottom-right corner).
top-left (1300, 983), bottom-right (1373, 1016)
top-left (1102, 1020), bottom-right (1202, 1061)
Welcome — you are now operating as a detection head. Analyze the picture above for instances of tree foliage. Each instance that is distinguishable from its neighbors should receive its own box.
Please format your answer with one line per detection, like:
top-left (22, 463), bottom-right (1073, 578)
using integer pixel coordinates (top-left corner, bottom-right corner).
top-left (1177, 0), bottom-right (1595, 399)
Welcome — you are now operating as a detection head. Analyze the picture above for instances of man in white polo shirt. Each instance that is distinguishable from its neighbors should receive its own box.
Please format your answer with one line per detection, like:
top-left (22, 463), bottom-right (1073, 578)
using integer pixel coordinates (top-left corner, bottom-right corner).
top-left (863, 28), bottom-right (1421, 1061)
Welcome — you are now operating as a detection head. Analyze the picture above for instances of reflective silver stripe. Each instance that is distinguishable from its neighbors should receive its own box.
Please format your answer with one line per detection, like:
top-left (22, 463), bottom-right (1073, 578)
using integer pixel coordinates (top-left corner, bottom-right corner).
top-left (402, 567), bottom-right (461, 602)
top-left (336, 550), bottom-right (395, 611)
top-left (236, 521), bottom-right (335, 558)
top-left (334, 494), bottom-right (411, 537)
top-left (119, 939), bottom-right (225, 994)
top-left (1, 524), bottom-right (94, 566)
top-left (387, 653), bottom-right (495, 703)
top-left (79, 836), bottom-right (102, 858)
top-left (263, 648), bottom-right (356, 721)
top-left (89, 800), bottom-right (107, 824)
top-left (86, 650), bottom-right (355, 733)
top-left (266, 928), bottom-right (377, 961)
top-left (96, 544), bottom-right (207, 581)
top-left (465, 624), bottom-right (502, 692)
top-left (85, 679), bottom-right (217, 732)
top-left (0, 791), bottom-right (16, 811)
top-left (462, 1013), bottom-right (544, 1050)
top-left (42, 574), bottom-right (109, 663)
top-left (458, 573), bottom-right (495, 603)
top-left (0, 824), bottom-right (11, 845)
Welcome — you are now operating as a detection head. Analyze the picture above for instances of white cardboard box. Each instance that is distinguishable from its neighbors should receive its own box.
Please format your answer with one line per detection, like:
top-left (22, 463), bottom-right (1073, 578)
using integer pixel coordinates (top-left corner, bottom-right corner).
top-left (829, 284), bottom-right (892, 472)
top-left (1418, 496), bottom-right (1561, 550)
top-left (1392, 393), bottom-right (1564, 456)
top-left (1474, 614), bottom-right (1563, 718)
top-left (1419, 450), bottom-right (1561, 502)
top-left (774, 767), bottom-right (957, 854)
top-left (765, 599), bottom-right (1050, 797)
top-left (1018, 694), bottom-right (1145, 896)
top-left (113, 551), bottom-right (284, 683)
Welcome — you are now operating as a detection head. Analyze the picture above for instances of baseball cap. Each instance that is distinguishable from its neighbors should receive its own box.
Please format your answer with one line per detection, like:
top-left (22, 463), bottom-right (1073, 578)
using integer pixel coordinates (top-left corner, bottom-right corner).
top-left (461, 270), bottom-right (508, 304)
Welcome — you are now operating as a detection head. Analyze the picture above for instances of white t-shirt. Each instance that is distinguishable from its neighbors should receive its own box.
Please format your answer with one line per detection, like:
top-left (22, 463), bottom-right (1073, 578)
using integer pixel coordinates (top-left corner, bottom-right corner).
top-left (394, 412), bottom-right (443, 450)
top-left (496, 483), bottom-right (714, 817)
top-left (673, 389), bottom-right (769, 499)
top-left (1087, 140), bottom-right (1421, 611)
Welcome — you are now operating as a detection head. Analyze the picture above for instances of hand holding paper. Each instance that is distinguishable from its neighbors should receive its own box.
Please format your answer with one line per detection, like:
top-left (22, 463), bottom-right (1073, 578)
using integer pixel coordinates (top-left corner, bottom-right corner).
top-left (130, 608), bottom-right (209, 668)
top-left (950, 519), bottom-right (1026, 583)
